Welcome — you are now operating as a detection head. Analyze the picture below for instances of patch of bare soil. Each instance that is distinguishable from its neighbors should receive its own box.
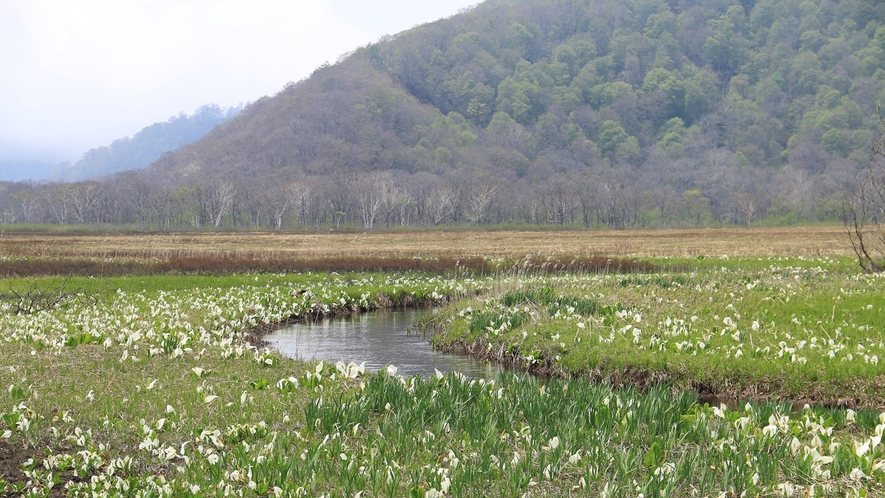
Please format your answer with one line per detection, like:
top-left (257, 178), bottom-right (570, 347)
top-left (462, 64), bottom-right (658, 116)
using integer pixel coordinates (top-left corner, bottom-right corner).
top-left (0, 440), bottom-right (41, 496)
top-left (0, 441), bottom-right (91, 497)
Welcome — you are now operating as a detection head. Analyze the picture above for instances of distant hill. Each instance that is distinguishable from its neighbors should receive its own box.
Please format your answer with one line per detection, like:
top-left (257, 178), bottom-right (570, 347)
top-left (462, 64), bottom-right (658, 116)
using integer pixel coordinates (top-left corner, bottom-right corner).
top-left (48, 104), bottom-right (240, 182)
top-left (2, 0), bottom-right (885, 229)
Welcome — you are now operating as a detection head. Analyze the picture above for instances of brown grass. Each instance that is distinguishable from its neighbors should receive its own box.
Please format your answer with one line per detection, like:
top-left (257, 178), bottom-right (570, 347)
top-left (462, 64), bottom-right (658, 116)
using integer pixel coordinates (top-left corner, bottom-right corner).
top-left (0, 226), bottom-right (852, 277)
top-left (0, 226), bottom-right (852, 261)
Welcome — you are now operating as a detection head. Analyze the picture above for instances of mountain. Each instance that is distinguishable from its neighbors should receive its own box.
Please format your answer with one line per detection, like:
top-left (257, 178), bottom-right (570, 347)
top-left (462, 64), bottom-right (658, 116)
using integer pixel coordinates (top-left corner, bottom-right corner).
top-left (48, 104), bottom-right (240, 182)
top-left (2, 0), bottom-right (885, 229)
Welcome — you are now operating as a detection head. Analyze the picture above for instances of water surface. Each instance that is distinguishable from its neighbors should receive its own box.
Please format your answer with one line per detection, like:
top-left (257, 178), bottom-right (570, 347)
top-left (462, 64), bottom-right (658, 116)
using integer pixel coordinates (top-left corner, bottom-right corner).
top-left (265, 308), bottom-right (504, 378)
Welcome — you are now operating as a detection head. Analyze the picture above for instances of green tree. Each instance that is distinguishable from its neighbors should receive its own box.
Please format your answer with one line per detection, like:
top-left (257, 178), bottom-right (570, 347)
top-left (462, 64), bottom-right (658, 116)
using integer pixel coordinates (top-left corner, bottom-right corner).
top-left (642, 68), bottom-right (685, 117)
top-left (821, 128), bottom-right (849, 157)
top-left (788, 51), bottom-right (822, 94)
top-left (496, 78), bottom-right (543, 124)
top-left (597, 120), bottom-right (630, 157)
top-left (588, 82), bottom-right (633, 109)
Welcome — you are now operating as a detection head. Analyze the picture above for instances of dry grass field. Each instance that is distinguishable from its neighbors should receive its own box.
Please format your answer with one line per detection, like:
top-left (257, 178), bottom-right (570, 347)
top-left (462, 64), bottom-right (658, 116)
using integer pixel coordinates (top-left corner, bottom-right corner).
top-left (0, 226), bottom-right (854, 261)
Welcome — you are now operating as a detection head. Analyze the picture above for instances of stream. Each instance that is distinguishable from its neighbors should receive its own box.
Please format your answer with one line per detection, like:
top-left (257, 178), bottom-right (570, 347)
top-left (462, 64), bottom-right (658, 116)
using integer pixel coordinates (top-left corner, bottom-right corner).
top-left (265, 308), bottom-right (505, 378)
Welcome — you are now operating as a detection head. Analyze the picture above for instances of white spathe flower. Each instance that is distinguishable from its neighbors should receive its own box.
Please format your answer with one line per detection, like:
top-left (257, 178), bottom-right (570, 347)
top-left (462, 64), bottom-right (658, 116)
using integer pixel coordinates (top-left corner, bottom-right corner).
top-left (386, 365), bottom-right (398, 377)
top-left (776, 482), bottom-right (795, 497)
top-left (854, 439), bottom-right (870, 458)
top-left (549, 436), bottom-right (560, 451)
top-left (789, 437), bottom-right (802, 455)
top-left (162, 446), bottom-right (177, 460)
top-left (440, 476), bottom-right (451, 493)
top-left (204, 395), bottom-right (219, 404)
top-left (848, 467), bottom-right (867, 481)
top-left (807, 448), bottom-right (833, 465)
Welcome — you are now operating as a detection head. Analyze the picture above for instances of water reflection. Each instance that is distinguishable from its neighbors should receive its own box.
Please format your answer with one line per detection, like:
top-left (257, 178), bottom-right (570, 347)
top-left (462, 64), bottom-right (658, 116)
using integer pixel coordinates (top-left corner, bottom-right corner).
top-left (265, 308), bottom-right (504, 378)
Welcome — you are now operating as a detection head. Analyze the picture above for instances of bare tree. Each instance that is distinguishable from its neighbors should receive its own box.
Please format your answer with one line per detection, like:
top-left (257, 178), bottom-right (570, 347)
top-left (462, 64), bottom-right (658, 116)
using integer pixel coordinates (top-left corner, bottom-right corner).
top-left (465, 180), bottom-right (498, 225)
top-left (44, 185), bottom-right (71, 224)
top-left (9, 189), bottom-right (40, 223)
top-left (70, 182), bottom-right (102, 224)
top-left (426, 184), bottom-right (455, 225)
top-left (267, 182), bottom-right (291, 230)
top-left (210, 181), bottom-right (235, 228)
top-left (358, 171), bottom-right (394, 230)
top-left (192, 178), bottom-right (235, 228)
top-left (288, 180), bottom-right (316, 226)
top-left (843, 107), bottom-right (885, 272)
top-left (732, 191), bottom-right (759, 226)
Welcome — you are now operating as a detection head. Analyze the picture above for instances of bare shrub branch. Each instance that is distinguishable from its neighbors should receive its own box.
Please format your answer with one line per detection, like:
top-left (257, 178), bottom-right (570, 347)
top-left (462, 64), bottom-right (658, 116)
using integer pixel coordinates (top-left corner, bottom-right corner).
top-left (843, 104), bottom-right (885, 272)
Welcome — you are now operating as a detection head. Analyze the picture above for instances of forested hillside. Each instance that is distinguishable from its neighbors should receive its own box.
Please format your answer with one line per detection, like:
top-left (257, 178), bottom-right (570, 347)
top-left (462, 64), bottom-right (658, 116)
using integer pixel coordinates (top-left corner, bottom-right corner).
top-left (1, 0), bottom-right (884, 229)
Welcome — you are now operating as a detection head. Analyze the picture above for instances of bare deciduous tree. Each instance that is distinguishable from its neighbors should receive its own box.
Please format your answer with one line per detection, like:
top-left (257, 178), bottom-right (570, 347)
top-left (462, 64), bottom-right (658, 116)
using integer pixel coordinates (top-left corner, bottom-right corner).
top-left (465, 180), bottom-right (498, 225)
top-left (843, 107), bottom-right (885, 273)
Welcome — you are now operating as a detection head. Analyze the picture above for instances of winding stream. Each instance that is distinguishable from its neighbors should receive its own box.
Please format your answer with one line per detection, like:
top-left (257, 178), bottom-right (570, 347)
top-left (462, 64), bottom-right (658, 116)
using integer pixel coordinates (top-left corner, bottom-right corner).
top-left (265, 308), bottom-right (504, 378)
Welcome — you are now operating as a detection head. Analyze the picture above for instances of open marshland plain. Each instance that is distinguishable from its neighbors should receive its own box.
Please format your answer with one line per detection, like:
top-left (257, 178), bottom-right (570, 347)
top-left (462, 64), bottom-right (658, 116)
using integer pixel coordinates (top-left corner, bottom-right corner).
top-left (0, 228), bottom-right (883, 496)
top-left (0, 226), bottom-right (855, 261)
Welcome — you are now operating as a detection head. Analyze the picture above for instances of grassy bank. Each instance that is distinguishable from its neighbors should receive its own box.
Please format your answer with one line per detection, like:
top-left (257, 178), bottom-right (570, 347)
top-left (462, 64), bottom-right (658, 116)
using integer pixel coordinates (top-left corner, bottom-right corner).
top-left (431, 256), bottom-right (885, 408)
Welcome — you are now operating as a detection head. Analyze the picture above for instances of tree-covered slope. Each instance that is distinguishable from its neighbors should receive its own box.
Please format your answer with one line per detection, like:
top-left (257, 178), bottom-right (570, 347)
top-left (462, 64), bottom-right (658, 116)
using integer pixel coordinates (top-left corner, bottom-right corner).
top-left (2, 0), bottom-right (884, 229)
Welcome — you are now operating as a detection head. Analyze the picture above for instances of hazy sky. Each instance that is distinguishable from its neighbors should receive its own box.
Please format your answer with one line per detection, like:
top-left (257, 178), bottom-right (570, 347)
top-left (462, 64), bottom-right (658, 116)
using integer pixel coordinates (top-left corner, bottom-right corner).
top-left (0, 0), bottom-right (479, 162)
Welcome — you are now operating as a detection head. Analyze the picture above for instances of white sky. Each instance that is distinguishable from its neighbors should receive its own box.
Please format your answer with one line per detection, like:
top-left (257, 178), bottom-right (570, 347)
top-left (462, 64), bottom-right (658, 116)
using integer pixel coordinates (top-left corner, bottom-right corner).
top-left (0, 0), bottom-right (479, 162)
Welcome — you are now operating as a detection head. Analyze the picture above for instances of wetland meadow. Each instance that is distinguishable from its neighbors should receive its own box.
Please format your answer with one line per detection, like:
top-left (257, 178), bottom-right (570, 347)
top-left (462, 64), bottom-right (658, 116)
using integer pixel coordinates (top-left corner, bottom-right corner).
top-left (0, 227), bottom-right (883, 497)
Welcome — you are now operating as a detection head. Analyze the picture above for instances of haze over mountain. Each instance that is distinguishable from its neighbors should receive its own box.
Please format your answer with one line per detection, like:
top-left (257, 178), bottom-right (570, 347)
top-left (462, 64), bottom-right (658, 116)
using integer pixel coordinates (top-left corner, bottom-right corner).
top-left (0, 140), bottom-right (66, 182)
top-left (48, 105), bottom-right (241, 182)
top-left (0, 105), bottom-right (239, 183)
top-left (2, 0), bottom-right (884, 229)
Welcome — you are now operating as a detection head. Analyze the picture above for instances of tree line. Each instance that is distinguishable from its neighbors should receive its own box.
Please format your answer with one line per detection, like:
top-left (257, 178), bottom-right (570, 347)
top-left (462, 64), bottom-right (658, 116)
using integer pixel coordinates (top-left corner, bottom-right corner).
top-left (0, 153), bottom-right (850, 229)
top-left (0, 0), bottom-right (883, 230)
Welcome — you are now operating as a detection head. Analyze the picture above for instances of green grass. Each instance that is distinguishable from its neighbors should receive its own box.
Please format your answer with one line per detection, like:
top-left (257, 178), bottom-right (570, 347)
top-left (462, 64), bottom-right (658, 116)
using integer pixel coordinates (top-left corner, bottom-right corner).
top-left (432, 256), bottom-right (885, 405)
top-left (0, 265), bottom-right (884, 496)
